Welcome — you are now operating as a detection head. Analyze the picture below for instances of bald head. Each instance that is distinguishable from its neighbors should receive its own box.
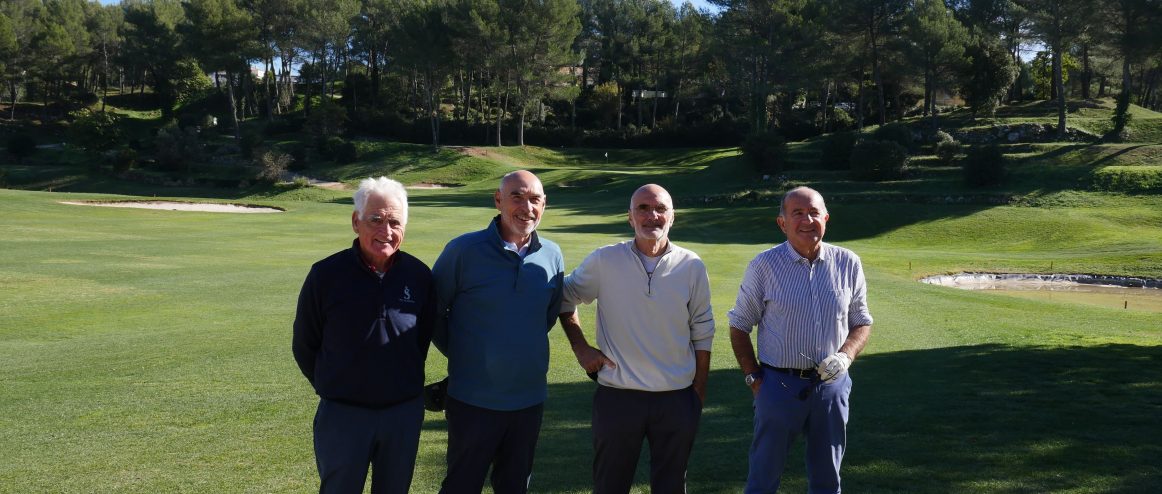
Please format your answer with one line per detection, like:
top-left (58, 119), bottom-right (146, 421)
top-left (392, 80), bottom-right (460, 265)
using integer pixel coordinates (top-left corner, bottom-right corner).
top-left (779, 186), bottom-right (827, 218)
top-left (629, 184), bottom-right (673, 210)
top-left (628, 184), bottom-right (675, 253)
top-left (499, 170), bottom-right (542, 194)
top-left (494, 170), bottom-right (546, 246)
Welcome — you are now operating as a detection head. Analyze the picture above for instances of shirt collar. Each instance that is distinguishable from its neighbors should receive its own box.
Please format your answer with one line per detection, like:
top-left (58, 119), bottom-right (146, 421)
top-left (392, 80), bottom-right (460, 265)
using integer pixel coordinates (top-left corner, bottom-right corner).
top-left (629, 238), bottom-right (673, 258)
top-left (489, 215), bottom-right (541, 254)
top-left (351, 238), bottom-right (395, 275)
top-left (779, 241), bottom-right (828, 264)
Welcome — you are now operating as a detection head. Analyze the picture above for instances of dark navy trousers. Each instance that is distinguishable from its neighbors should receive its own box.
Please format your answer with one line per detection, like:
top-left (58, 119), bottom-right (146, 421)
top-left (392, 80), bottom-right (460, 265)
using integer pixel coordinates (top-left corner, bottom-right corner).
top-left (313, 396), bottom-right (424, 494)
top-left (592, 385), bottom-right (703, 494)
top-left (439, 396), bottom-right (544, 494)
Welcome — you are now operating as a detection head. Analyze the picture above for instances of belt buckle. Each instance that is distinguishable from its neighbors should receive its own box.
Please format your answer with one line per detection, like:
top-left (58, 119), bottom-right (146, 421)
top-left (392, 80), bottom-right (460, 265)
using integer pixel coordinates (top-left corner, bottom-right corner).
top-left (796, 368), bottom-right (812, 379)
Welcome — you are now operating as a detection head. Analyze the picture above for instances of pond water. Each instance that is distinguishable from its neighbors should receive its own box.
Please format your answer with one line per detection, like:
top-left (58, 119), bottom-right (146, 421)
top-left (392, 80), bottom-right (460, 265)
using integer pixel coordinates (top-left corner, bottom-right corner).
top-left (920, 273), bottom-right (1162, 313)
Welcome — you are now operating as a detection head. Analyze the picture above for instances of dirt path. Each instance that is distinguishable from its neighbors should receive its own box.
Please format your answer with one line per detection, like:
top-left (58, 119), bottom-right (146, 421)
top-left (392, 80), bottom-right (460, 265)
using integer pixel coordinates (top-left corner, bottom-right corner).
top-left (279, 171), bottom-right (346, 190)
top-left (447, 146), bottom-right (523, 167)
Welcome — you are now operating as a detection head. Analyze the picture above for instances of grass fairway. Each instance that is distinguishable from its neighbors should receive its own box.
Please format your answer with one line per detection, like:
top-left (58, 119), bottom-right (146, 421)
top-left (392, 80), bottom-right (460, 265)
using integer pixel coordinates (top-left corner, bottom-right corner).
top-left (2, 144), bottom-right (1161, 493)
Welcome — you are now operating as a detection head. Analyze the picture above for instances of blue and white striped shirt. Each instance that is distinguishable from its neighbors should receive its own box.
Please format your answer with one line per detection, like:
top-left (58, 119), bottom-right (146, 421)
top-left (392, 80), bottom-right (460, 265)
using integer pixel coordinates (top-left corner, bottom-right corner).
top-left (728, 242), bottom-right (873, 370)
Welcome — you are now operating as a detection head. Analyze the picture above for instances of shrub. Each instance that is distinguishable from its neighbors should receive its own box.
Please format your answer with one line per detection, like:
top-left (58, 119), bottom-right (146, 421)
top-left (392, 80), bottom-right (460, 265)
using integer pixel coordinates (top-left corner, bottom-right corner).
top-left (72, 91), bottom-right (100, 108)
top-left (818, 131), bottom-right (859, 170)
top-left (741, 131), bottom-right (789, 175)
top-left (239, 129), bottom-right (263, 157)
top-left (775, 109), bottom-right (820, 141)
top-left (872, 122), bottom-right (914, 152)
top-left (6, 133), bottom-right (37, 161)
top-left (315, 136), bottom-right (347, 160)
top-left (334, 140), bottom-right (359, 164)
top-left (155, 124), bottom-right (204, 172)
top-left (827, 106), bottom-right (855, 132)
top-left (1090, 166), bottom-right (1162, 193)
top-left (962, 144), bottom-right (1006, 188)
top-left (850, 139), bottom-right (908, 181)
top-left (288, 143), bottom-right (309, 171)
top-left (112, 147), bottom-right (138, 173)
top-left (305, 100), bottom-right (348, 137)
top-left (933, 130), bottom-right (960, 165)
top-left (256, 150), bottom-right (294, 184)
top-left (69, 110), bottom-right (123, 152)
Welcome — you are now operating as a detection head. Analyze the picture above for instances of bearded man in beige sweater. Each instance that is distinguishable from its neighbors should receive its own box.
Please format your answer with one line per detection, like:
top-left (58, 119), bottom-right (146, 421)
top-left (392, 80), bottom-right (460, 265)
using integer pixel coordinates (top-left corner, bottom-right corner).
top-left (558, 183), bottom-right (715, 494)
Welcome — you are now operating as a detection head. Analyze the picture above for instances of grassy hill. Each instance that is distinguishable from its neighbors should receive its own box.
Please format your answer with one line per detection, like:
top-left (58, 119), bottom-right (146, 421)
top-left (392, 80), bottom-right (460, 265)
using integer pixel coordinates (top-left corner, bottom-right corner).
top-left (2, 100), bottom-right (1161, 492)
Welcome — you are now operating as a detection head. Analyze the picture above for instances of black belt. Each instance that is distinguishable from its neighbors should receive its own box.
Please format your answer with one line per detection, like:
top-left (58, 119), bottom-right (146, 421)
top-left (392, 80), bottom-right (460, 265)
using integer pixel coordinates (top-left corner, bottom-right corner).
top-left (762, 363), bottom-right (817, 379)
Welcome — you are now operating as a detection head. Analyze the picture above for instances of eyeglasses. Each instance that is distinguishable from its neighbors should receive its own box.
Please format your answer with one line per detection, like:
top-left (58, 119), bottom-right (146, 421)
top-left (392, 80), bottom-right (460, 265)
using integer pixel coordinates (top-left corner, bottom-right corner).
top-left (776, 353), bottom-right (822, 397)
top-left (775, 374), bottom-right (819, 401)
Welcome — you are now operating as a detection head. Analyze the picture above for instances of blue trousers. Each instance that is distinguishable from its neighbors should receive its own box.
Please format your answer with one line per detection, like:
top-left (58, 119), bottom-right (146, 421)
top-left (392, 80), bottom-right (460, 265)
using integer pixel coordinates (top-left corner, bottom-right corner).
top-left (439, 396), bottom-right (544, 494)
top-left (313, 396), bottom-right (424, 494)
top-left (745, 372), bottom-right (851, 494)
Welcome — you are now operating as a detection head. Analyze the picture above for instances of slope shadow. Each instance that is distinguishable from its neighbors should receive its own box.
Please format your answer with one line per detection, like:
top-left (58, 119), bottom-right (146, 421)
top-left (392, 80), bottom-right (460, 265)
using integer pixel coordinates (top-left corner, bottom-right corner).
top-left (412, 344), bottom-right (1161, 492)
top-left (841, 343), bottom-right (1162, 493)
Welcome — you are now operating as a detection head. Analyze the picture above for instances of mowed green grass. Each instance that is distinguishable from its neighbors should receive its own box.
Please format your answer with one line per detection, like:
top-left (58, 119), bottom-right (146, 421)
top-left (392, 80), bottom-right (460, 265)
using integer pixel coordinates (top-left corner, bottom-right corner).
top-left (2, 145), bottom-right (1161, 493)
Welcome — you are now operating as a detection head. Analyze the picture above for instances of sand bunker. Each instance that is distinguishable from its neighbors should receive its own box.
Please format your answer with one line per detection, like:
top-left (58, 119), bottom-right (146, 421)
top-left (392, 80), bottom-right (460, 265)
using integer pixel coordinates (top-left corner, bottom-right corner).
top-left (920, 272), bottom-right (1161, 290)
top-left (921, 272), bottom-right (1162, 312)
top-left (62, 200), bottom-right (283, 213)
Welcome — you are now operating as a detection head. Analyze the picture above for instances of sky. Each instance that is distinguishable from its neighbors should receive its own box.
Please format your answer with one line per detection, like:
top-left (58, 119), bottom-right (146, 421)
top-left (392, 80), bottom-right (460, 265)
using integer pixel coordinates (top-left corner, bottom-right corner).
top-left (674, 0), bottom-right (723, 13)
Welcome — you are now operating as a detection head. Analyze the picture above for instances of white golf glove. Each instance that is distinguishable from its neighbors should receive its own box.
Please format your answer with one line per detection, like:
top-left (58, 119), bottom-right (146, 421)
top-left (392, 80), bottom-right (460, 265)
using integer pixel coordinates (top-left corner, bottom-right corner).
top-left (816, 352), bottom-right (851, 383)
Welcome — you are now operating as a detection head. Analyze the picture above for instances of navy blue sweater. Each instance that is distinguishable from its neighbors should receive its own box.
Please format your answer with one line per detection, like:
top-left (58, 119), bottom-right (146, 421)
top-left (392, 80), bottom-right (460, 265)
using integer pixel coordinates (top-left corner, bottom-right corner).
top-left (293, 240), bottom-right (435, 408)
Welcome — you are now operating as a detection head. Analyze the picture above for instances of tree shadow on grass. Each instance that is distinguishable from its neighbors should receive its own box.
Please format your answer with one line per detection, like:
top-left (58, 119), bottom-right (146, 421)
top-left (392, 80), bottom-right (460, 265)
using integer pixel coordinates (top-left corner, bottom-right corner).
top-left (411, 344), bottom-right (1161, 493)
top-left (846, 343), bottom-right (1162, 493)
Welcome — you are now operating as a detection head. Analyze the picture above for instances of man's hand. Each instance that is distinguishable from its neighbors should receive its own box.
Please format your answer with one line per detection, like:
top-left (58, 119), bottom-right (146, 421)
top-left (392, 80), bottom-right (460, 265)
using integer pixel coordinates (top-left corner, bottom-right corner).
top-left (746, 375), bottom-right (762, 397)
top-left (573, 343), bottom-right (615, 374)
top-left (816, 352), bottom-right (851, 383)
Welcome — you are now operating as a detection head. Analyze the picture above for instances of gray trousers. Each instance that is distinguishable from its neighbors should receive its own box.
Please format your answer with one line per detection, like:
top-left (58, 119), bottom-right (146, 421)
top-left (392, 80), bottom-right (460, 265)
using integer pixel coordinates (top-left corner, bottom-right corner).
top-left (592, 385), bottom-right (703, 494)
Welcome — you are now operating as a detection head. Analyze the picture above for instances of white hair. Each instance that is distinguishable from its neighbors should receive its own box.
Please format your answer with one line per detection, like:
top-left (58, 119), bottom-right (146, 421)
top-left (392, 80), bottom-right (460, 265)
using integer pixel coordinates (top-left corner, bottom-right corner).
top-left (354, 177), bottom-right (408, 224)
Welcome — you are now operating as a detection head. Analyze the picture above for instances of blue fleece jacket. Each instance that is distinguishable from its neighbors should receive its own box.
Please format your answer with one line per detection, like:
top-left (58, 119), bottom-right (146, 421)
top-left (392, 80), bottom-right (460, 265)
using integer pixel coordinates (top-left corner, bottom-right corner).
top-left (432, 216), bottom-right (564, 411)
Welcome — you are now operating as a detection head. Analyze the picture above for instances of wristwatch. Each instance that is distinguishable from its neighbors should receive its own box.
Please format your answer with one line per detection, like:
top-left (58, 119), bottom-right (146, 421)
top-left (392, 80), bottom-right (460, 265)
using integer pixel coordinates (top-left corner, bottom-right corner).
top-left (744, 372), bottom-right (761, 386)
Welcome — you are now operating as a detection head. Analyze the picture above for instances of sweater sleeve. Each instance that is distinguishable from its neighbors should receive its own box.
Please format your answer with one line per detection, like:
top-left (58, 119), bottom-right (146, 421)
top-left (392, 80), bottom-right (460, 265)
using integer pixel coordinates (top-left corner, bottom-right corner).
top-left (688, 258), bottom-right (715, 352)
top-left (546, 252), bottom-right (565, 330)
top-left (430, 241), bottom-right (460, 355)
top-left (560, 248), bottom-right (602, 313)
top-left (417, 278), bottom-right (437, 358)
top-left (291, 267), bottom-right (323, 384)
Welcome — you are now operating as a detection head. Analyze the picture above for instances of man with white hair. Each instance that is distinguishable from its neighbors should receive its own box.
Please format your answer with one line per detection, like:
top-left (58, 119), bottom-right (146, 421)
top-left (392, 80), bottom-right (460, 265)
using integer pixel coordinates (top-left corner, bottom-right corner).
top-left (558, 184), bottom-right (714, 493)
top-left (729, 186), bottom-right (873, 494)
top-left (293, 176), bottom-right (436, 494)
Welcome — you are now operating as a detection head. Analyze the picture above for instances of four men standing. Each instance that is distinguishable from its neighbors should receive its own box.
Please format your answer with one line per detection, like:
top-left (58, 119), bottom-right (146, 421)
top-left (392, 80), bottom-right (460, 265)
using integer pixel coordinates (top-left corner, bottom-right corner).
top-left (294, 174), bottom-right (871, 493)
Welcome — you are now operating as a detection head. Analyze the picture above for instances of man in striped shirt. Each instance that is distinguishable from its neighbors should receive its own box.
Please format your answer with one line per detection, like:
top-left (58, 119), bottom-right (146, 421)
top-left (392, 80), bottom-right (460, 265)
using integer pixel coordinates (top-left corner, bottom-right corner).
top-left (728, 186), bottom-right (873, 494)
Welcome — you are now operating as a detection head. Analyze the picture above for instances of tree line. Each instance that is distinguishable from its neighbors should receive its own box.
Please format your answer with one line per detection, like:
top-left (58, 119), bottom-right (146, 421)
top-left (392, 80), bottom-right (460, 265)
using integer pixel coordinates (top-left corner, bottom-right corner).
top-left (2, 0), bottom-right (1161, 148)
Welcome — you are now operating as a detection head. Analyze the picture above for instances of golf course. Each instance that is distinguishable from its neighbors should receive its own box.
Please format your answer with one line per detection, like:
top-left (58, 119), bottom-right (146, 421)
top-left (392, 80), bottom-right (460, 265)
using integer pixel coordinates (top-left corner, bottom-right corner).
top-left (3, 104), bottom-right (1161, 492)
